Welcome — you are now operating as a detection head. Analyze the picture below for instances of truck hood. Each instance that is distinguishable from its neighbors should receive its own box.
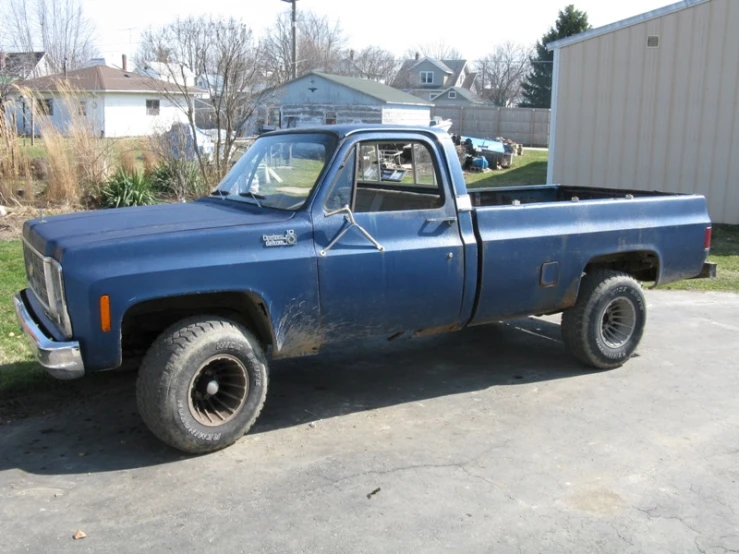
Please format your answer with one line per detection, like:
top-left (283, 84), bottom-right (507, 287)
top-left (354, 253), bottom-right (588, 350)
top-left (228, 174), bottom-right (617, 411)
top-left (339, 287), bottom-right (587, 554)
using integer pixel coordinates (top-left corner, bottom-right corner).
top-left (24, 199), bottom-right (294, 259)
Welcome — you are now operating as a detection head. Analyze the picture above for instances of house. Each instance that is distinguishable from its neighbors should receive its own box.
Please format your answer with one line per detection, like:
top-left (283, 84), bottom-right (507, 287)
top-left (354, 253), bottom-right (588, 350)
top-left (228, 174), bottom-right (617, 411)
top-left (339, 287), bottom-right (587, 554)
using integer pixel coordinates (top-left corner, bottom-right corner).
top-left (429, 87), bottom-right (487, 107)
top-left (392, 55), bottom-right (485, 106)
top-left (9, 65), bottom-right (206, 137)
top-left (547, 0), bottom-right (739, 224)
top-left (251, 71), bottom-right (432, 133)
top-left (137, 61), bottom-right (197, 88)
top-left (196, 74), bottom-right (225, 96)
top-left (0, 51), bottom-right (51, 86)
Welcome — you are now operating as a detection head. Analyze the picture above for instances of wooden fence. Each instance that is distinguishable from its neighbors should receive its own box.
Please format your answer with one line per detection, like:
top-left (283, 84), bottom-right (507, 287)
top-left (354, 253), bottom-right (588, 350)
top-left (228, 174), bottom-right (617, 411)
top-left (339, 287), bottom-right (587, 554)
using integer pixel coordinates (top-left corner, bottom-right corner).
top-left (431, 106), bottom-right (551, 146)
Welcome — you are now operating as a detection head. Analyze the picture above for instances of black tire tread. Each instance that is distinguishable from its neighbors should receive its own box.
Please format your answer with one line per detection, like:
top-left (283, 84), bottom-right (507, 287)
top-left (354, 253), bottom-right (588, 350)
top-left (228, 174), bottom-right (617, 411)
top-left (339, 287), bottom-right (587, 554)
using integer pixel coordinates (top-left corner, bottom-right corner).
top-left (136, 316), bottom-right (268, 453)
top-left (561, 270), bottom-right (644, 370)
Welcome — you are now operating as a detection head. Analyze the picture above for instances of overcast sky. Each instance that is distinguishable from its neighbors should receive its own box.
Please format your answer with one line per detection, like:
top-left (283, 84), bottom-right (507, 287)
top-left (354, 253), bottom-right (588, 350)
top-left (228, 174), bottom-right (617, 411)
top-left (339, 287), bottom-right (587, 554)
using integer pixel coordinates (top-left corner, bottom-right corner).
top-left (85, 0), bottom-right (672, 62)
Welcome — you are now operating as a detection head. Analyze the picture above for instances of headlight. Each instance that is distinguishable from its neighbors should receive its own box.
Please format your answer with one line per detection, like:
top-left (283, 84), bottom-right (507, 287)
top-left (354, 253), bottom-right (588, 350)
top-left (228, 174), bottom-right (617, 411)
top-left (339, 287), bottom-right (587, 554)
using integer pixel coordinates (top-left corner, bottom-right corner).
top-left (46, 259), bottom-right (73, 338)
top-left (23, 240), bottom-right (73, 338)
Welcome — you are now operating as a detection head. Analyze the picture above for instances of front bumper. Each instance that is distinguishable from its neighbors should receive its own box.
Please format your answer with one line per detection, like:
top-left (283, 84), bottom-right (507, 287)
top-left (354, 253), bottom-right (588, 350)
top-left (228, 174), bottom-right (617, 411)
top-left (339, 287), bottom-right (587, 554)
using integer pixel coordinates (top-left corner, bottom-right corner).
top-left (13, 291), bottom-right (85, 380)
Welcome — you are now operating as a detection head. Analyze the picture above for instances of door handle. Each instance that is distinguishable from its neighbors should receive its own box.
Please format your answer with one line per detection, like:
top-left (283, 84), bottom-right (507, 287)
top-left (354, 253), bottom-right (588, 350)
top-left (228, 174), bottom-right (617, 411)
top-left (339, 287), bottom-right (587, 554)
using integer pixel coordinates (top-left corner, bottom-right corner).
top-left (426, 216), bottom-right (458, 225)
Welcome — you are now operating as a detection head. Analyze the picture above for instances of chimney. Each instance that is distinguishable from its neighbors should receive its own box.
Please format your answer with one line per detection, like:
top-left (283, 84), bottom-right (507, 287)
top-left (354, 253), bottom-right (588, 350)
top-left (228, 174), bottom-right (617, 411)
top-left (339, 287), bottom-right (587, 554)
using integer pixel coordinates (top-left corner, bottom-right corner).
top-left (415, 51), bottom-right (420, 61)
top-left (349, 49), bottom-right (354, 61)
top-left (122, 54), bottom-right (128, 72)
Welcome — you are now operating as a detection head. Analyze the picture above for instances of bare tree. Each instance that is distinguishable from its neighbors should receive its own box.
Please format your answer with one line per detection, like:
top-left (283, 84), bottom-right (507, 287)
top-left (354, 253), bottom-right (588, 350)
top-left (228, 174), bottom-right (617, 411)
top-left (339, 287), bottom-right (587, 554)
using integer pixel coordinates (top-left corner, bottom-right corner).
top-left (404, 41), bottom-right (464, 61)
top-left (298, 12), bottom-right (346, 74)
top-left (339, 46), bottom-right (399, 83)
top-left (137, 16), bottom-right (264, 183)
top-left (261, 10), bottom-right (347, 86)
top-left (477, 42), bottom-right (532, 107)
top-left (2, 0), bottom-right (97, 72)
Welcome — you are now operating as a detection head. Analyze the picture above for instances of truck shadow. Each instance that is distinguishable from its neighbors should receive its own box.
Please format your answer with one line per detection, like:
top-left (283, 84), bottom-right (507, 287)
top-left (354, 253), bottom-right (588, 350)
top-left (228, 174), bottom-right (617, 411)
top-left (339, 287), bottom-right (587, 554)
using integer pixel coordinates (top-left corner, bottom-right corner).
top-left (0, 316), bottom-right (587, 475)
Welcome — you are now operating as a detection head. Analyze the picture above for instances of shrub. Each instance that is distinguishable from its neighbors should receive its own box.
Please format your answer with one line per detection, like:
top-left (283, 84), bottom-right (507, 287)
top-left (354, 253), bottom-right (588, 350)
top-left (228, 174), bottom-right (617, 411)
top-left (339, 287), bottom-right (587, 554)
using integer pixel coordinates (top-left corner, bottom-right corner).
top-left (100, 169), bottom-right (156, 208)
top-left (119, 148), bottom-right (138, 174)
top-left (148, 160), bottom-right (206, 199)
top-left (142, 149), bottom-right (159, 175)
top-left (149, 162), bottom-right (175, 193)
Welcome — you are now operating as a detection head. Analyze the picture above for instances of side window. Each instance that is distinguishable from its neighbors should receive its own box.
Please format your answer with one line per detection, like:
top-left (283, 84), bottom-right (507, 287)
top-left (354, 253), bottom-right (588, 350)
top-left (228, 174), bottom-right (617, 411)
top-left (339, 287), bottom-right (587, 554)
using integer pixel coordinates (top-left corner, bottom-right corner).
top-left (326, 141), bottom-right (444, 213)
top-left (325, 148), bottom-right (356, 211)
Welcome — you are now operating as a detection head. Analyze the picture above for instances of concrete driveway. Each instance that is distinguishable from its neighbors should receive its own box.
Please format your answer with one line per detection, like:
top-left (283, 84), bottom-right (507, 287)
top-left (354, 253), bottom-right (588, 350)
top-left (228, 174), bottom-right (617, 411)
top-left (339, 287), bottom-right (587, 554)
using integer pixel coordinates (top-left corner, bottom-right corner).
top-left (1, 290), bottom-right (738, 553)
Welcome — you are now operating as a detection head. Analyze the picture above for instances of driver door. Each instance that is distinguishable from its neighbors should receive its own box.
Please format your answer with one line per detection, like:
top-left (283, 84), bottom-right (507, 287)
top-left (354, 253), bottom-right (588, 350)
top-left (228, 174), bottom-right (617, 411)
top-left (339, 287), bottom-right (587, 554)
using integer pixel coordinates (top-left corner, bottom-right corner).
top-left (313, 135), bottom-right (465, 344)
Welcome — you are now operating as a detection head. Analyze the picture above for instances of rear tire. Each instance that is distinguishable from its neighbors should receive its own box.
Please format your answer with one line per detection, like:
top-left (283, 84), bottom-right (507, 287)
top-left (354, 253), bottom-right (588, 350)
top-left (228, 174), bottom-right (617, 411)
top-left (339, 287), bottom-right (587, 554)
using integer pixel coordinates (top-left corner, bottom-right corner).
top-left (561, 270), bottom-right (646, 369)
top-left (136, 316), bottom-right (268, 454)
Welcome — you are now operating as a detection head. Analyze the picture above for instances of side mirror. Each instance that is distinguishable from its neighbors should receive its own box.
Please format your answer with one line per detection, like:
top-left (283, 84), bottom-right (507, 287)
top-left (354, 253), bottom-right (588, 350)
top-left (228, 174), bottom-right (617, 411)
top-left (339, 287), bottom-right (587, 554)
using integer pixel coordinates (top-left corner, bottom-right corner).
top-left (324, 204), bottom-right (351, 219)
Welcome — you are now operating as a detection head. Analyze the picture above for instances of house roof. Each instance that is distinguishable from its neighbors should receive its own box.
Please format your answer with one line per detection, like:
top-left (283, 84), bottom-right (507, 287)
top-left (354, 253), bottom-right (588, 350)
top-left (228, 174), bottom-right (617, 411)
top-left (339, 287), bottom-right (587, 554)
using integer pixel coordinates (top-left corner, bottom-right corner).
top-left (462, 72), bottom-right (478, 90)
top-left (392, 58), bottom-right (470, 90)
top-left (547, 0), bottom-right (711, 50)
top-left (433, 87), bottom-right (487, 104)
top-left (412, 57), bottom-right (453, 74)
top-left (1, 51), bottom-right (46, 79)
top-left (140, 61), bottom-right (196, 79)
top-left (16, 65), bottom-right (206, 94)
top-left (309, 72), bottom-right (432, 106)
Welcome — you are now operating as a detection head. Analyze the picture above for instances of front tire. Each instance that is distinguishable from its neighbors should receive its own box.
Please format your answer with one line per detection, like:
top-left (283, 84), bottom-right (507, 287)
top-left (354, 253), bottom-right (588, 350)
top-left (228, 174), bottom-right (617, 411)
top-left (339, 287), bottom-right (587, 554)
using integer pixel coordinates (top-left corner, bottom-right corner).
top-left (136, 316), bottom-right (268, 454)
top-left (561, 270), bottom-right (646, 370)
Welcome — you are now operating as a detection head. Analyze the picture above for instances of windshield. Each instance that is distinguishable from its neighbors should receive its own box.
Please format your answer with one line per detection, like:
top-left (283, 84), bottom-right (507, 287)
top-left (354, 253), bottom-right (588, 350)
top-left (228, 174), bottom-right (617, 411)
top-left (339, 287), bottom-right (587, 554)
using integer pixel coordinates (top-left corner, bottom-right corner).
top-left (213, 132), bottom-right (338, 210)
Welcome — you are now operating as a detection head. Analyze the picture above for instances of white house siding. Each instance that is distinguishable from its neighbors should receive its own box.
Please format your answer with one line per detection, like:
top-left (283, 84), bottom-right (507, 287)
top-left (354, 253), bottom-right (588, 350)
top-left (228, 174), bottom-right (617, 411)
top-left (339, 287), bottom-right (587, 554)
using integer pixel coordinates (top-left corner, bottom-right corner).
top-left (381, 106), bottom-right (431, 126)
top-left (102, 93), bottom-right (189, 137)
top-left (549, 0), bottom-right (739, 224)
top-left (8, 92), bottom-right (104, 136)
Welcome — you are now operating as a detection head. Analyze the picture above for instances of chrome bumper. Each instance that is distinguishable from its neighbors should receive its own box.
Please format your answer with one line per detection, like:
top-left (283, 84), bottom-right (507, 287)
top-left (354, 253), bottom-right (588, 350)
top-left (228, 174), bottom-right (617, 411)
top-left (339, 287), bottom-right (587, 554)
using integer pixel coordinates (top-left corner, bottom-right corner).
top-left (13, 292), bottom-right (84, 380)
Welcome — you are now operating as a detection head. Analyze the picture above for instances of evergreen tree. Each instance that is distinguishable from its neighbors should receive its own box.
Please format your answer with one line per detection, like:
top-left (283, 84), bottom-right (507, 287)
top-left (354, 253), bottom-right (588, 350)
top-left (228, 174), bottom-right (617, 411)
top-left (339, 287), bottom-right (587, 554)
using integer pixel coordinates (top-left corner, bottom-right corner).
top-left (520, 5), bottom-right (590, 108)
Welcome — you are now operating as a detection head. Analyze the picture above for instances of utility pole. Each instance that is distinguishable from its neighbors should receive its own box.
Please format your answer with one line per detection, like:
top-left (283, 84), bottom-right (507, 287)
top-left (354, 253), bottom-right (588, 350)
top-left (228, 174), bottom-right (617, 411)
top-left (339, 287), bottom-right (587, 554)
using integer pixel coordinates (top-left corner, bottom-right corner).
top-left (281, 0), bottom-right (299, 80)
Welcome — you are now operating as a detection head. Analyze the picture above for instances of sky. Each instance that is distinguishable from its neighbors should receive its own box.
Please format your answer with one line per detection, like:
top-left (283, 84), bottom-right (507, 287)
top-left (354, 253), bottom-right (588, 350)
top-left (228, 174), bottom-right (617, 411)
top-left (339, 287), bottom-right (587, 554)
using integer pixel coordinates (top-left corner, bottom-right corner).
top-left (83, 0), bottom-right (672, 63)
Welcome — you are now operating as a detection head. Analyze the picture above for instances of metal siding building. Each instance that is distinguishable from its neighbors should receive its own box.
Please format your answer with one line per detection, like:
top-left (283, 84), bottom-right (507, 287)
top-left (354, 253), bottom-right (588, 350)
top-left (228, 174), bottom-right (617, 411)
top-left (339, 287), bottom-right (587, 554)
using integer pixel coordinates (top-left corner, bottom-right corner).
top-left (547, 0), bottom-right (739, 224)
top-left (259, 72), bottom-right (431, 131)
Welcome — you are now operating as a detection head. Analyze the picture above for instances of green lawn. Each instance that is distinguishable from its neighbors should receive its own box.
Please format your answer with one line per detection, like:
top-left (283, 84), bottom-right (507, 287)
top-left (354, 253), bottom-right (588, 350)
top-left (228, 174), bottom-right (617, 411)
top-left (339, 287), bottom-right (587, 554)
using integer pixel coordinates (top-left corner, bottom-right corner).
top-left (661, 224), bottom-right (739, 292)
top-left (0, 240), bottom-right (47, 393)
top-left (465, 149), bottom-right (549, 188)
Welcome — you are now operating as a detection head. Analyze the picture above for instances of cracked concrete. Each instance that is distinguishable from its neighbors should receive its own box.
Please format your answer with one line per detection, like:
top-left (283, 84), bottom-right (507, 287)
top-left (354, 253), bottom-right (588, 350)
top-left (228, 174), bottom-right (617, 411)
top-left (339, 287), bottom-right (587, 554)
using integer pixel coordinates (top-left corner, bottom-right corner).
top-left (1, 290), bottom-right (738, 553)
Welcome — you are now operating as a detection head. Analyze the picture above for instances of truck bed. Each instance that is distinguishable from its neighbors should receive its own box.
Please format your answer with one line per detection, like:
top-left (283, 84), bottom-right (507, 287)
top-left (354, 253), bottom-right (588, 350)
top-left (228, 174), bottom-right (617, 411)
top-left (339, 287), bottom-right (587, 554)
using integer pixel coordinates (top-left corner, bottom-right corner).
top-left (469, 184), bottom-right (677, 207)
top-left (466, 185), bottom-right (710, 325)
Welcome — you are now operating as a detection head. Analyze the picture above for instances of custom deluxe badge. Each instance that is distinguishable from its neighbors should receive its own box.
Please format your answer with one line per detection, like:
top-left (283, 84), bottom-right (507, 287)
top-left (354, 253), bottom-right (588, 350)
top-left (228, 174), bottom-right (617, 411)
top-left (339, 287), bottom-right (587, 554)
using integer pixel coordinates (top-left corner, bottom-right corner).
top-left (263, 230), bottom-right (297, 247)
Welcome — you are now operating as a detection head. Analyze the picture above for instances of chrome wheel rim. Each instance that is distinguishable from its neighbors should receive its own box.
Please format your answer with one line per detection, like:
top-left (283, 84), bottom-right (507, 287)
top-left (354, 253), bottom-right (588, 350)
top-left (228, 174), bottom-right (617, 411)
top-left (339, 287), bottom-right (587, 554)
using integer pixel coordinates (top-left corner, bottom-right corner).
top-left (188, 355), bottom-right (249, 426)
top-left (598, 297), bottom-right (637, 349)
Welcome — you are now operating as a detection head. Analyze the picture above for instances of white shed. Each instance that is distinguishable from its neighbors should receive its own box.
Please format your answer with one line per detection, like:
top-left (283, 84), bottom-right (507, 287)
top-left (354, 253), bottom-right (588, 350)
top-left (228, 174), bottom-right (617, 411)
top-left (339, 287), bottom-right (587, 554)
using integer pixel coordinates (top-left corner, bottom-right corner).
top-left (547, 0), bottom-right (739, 224)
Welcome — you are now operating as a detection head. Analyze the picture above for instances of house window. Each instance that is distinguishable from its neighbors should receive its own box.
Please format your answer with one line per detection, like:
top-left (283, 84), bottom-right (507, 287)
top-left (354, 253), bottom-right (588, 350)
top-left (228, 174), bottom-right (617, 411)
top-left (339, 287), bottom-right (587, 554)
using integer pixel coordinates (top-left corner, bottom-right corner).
top-left (325, 112), bottom-right (337, 125)
top-left (146, 99), bottom-right (160, 116)
top-left (268, 108), bottom-right (281, 127)
top-left (38, 98), bottom-right (53, 116)
top-left (78, 101), bottom-right (87, 116)
top-left (448, 91), bottom-right (457, 99)
top-left (420, 71), bottom-right (434, 85)
top-left (647, 35), bottom-right (660, 48)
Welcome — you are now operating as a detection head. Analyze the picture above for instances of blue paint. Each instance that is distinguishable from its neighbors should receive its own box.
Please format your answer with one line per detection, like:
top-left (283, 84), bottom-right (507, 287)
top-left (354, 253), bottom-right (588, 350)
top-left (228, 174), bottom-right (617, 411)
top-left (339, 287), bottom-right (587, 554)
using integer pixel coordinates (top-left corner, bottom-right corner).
top-left (17, 125), bottom-right (711, 373)
top-left (460, 135), bottom-right (506, 154)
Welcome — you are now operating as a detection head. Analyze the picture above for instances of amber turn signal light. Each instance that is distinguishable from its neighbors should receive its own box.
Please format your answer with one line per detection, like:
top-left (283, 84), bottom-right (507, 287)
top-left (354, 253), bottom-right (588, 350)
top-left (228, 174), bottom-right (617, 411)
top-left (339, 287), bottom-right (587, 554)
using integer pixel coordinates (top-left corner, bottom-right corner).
top-left (100, 295), bottom-right (111, 332)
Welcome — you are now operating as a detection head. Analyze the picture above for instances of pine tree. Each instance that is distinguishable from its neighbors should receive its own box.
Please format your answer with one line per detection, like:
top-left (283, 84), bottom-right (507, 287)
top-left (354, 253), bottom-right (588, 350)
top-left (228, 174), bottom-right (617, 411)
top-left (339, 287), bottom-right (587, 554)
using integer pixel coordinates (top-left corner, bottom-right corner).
top-left (520, 5), bottom-right (590, 108)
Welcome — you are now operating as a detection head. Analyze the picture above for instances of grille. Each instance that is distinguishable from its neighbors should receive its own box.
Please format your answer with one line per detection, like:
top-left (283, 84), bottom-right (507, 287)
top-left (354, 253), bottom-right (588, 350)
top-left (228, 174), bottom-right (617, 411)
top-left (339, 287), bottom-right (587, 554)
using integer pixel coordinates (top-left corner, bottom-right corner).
top-left (23, 242), bottom-right (50, 308)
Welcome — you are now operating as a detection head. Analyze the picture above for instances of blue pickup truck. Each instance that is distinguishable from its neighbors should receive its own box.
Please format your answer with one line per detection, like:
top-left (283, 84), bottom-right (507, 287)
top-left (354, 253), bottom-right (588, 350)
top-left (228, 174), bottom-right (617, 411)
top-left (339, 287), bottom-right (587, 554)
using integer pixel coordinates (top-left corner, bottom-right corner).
top-left (14, 125), bottom-right (712, 453)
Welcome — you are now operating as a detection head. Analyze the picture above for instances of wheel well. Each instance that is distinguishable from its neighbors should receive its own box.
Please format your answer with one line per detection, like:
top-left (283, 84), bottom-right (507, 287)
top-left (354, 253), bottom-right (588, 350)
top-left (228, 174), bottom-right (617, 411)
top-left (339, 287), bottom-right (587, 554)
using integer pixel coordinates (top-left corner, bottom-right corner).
top-left (584, 251), bottom-right (660, 283)
top-left (121, 292), bottom-right (273, 359)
